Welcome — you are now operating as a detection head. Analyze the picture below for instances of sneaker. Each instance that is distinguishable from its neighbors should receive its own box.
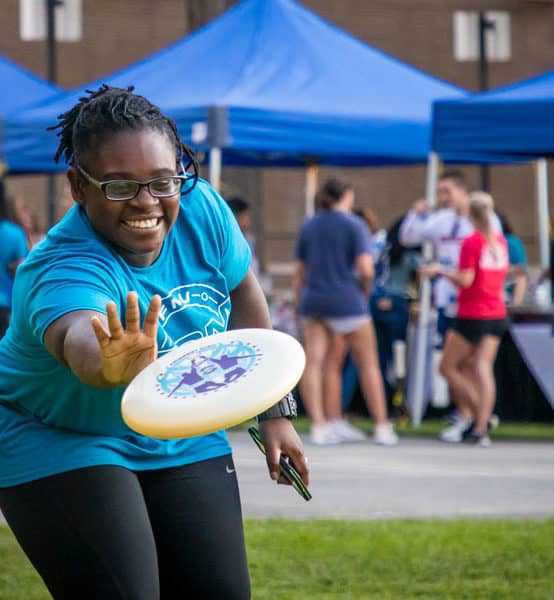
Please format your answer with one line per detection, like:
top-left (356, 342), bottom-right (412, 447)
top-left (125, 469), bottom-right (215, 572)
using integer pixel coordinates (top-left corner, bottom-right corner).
top-left (309, 423), bottom-right (342, 446)
top-left (443, 411), bottom-right (462, 426)
top-left (463, 432), bottom-right (492, 447)
top-left (488, 414), bottom-right (500, 430)
top-left (439, 416), bottom-right (472, 443)
top-left (373, 422), bottom-right (399, 446)
top-left (329, 419), bottom-right (367, 443)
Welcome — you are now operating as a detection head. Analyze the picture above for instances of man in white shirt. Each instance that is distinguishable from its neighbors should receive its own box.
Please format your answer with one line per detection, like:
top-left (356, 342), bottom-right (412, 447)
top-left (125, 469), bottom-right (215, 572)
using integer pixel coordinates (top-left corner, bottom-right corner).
top-left (401, 171), bottom-right (474, 336)
top-left (400, 171), bottom-right (495, 442)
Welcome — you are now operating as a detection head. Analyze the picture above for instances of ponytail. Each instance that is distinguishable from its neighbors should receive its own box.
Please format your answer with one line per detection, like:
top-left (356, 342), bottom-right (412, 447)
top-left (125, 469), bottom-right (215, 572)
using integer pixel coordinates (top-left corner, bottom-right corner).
top-left (315, 177), bottom-right (352, 211)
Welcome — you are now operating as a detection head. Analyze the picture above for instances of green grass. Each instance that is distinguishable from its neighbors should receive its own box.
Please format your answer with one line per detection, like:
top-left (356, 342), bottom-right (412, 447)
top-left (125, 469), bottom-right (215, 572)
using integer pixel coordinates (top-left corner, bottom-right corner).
top-left (233, 416), bottom-right (554, 442)
top-left (2, 519), bottom-right (553, 599)
top-left (0, 527), bottom-right (49, 600)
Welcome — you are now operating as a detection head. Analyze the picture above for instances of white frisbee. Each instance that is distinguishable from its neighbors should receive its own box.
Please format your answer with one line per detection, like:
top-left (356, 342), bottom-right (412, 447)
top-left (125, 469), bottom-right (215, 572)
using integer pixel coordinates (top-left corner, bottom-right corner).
top-left (121, 328), bottom-right (306, 439)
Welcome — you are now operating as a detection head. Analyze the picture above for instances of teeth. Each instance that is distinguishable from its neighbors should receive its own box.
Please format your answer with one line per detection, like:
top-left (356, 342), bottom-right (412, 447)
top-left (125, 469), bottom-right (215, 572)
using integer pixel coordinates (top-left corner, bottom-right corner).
top-left (125, 218), bottom-right (159, 229)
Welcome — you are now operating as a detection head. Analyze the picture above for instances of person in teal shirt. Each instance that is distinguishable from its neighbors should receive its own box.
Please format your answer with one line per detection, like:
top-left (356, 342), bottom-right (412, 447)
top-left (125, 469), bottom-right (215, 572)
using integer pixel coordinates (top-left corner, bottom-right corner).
top-left (499, 212), bottom-right (527, 305)
top-left (0, 86), bottom-right (308, 600)
top-left (0, 182), bottom-right (28, 337)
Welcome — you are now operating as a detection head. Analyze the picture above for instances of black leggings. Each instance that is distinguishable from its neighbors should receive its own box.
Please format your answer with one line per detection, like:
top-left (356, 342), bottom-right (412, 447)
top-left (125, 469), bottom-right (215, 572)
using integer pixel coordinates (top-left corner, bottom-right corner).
top-left (0, 455), bottom-right (250, 599)
top-left (0, 307), bottom-right (10, 339)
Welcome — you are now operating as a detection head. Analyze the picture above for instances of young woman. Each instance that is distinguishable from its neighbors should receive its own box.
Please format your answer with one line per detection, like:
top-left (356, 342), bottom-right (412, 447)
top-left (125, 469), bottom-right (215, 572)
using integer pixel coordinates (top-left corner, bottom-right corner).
top-left (293, 177), bottom-right (397, 446)
top-left (420, 192), bottom-right (509, 447)
top-left (0, 85), bottom-right (308, 599)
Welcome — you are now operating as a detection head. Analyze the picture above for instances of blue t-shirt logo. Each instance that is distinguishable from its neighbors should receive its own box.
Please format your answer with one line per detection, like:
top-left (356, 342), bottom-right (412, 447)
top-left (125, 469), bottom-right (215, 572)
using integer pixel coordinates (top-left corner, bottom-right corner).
top-left (158, 283), bottom-right (231, 353)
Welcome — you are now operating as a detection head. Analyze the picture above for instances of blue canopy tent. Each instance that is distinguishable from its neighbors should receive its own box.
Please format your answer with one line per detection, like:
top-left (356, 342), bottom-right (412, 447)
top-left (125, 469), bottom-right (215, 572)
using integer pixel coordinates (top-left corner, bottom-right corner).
top-left (0, 54), bottom-right (60, 169)
top-left (0, 54), bottom-right (60, 115)
top-left (433, 68), bottom-right (554, 157)
top-left (4, 0), bottom-right (466, 175)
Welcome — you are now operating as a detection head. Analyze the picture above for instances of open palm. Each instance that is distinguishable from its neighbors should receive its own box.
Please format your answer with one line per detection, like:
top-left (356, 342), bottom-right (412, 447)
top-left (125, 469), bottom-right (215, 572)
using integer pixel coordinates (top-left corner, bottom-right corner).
top-left (91, 292), bottom-right (162, 386)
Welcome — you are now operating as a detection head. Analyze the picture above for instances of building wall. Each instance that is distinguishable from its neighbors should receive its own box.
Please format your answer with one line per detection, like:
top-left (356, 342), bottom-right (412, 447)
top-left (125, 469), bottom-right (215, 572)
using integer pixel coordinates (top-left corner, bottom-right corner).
top-left (1, 0), bottom-right (553, 275)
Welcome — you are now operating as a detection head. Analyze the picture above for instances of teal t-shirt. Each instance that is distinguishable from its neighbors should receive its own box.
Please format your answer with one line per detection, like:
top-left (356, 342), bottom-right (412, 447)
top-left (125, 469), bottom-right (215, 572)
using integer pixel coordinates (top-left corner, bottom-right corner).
top-left (506, 233), bottom-right (527, 267)
top-left (0, 180), bottom-right (251, 486)
top-left (0, 220), bottom-right (28, 308)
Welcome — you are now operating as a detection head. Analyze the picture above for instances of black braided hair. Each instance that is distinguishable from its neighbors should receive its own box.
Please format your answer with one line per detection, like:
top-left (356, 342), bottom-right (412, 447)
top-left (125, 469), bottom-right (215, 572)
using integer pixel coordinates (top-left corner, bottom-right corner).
top-left (48, 85), bottom-right (198, 187)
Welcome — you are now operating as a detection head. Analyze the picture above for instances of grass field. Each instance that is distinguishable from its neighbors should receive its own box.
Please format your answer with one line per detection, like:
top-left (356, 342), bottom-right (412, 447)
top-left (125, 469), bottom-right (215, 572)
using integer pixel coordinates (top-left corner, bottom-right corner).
top-left (2, 519), bottom-right (553, 599)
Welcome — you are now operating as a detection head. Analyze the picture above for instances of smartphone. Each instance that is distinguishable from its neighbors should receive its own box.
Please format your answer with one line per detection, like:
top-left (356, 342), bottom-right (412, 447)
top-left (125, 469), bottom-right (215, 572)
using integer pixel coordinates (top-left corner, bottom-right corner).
top-left (248, 426), bottom-right (312, 501)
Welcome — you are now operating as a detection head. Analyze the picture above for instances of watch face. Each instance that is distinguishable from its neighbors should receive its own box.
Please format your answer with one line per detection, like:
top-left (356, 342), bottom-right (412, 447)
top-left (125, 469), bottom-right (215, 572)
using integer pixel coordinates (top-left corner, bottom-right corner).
top-left (286, 392), bottom-right (298, 415)
top-left (260, 393), bottom-right (297, 419)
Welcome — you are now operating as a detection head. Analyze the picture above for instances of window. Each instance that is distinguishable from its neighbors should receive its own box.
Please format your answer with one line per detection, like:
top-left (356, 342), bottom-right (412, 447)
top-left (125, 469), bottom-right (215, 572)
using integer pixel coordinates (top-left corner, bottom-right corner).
top-left (20, 0), bottom-right (82, 42)
top-left (453, 11), bottom-right (511, 62)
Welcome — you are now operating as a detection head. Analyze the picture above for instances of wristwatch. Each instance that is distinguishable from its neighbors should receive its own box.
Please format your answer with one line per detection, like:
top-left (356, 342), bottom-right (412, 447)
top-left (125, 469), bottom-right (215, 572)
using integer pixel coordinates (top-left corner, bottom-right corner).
top-left (256, 391), bottom-right (298, 422)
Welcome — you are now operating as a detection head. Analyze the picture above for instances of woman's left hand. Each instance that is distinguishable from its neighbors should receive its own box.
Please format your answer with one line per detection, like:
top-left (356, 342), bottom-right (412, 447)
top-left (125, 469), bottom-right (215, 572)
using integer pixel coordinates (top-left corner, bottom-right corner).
top-left (258, 418), bottom-right (310, 486)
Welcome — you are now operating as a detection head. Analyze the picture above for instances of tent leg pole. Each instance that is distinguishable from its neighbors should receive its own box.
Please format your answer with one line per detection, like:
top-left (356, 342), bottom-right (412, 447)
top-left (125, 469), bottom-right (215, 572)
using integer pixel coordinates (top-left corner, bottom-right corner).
top-left (209, 147), bottom-right (222, 193)
top-left (305, 164), bottom-right (319, 216)
top-left (411, 151), bottom-right (439, 427)
top-left (536, 158), bottom-right (550, 272)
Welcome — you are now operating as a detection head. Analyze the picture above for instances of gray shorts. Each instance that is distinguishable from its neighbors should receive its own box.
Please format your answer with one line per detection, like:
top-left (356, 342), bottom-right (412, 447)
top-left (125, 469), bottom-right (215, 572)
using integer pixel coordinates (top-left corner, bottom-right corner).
top-left (304, 315), bottom-right (371, 334)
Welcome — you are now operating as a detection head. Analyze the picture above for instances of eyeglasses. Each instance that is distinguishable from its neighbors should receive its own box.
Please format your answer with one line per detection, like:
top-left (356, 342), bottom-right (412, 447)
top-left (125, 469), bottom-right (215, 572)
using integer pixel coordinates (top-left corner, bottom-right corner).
top-left (76, 164), bottom-right (196, 201)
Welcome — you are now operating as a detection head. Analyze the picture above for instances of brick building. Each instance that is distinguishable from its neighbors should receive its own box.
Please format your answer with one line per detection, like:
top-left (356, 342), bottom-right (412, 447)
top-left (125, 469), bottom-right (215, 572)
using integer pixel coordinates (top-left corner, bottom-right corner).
top-left (1, 0), bottom-right (553, 283)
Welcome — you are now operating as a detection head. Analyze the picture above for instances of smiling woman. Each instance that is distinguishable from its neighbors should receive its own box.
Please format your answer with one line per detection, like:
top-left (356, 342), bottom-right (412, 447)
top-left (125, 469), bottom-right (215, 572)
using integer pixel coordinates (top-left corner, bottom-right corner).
top-left (0, 86), bottom-right (308, 600)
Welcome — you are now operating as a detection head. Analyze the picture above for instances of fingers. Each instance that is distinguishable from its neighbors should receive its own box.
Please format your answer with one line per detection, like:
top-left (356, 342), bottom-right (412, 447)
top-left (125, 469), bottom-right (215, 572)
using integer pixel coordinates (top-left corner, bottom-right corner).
top-left (143, 295), bottom-right (161, 338)
top-left (106, 301), bottom-right (124, 340)
top-left (91, 316), bottom-right (111, 348)
top-left (287, 448), bottom-right (310, 486)
top-left (125, 292), bottom-right (140, 334)
top-left (95, 293), bottom-right (160, 342)
top-left (264, 445), bottom-right (282, 482)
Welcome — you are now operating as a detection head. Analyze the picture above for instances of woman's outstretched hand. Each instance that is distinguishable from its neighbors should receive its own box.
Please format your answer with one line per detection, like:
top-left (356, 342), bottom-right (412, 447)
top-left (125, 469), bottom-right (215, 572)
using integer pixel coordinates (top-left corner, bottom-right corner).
top-left (91, 291), bottom-right (161, 386)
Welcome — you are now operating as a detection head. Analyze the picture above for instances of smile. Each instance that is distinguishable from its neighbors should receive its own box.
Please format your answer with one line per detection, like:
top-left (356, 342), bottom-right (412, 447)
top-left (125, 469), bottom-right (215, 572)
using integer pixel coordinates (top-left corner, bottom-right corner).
top-left (123, 217), bottom-right (161, 229)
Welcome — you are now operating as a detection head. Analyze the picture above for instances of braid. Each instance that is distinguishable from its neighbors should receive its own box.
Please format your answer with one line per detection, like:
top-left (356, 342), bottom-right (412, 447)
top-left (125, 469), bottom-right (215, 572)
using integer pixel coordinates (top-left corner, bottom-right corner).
top-left (49, 85), bottom-right (198, 180)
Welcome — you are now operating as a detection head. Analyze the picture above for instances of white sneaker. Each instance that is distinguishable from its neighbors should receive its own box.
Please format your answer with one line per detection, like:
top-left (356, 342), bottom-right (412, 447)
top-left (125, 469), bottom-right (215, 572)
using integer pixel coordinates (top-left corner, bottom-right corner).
top-left (309, 423), bottom-right (342, 446)
top-left (329, 419), bottom-right (367, 443)
top-left (373, 423), bottom-right (399, 446)
top-left (439, 416), bottom-right (472, 443)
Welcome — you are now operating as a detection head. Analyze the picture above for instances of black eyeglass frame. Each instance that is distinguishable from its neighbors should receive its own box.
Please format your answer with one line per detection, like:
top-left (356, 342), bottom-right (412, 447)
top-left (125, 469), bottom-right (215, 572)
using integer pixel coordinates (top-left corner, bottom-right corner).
top-left (76, 163), bottom-right (196, 202)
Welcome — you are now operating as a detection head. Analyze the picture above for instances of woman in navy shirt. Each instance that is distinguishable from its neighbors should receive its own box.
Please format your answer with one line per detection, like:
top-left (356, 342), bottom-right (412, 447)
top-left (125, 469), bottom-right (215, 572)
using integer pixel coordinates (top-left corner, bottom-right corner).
top-left (294, 177), bottom-right (397, 446)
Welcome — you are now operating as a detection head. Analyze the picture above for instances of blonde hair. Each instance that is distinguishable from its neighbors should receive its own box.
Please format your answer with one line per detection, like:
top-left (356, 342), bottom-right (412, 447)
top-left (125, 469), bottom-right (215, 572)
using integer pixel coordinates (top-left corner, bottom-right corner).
top-left (468, 191), bottom-right (494, 233)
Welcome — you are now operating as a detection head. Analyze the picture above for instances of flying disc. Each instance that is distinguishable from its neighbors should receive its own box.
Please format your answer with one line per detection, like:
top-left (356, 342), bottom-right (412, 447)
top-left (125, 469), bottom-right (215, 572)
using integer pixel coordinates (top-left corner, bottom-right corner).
top-left (121, 328), bottom-right (306, 439)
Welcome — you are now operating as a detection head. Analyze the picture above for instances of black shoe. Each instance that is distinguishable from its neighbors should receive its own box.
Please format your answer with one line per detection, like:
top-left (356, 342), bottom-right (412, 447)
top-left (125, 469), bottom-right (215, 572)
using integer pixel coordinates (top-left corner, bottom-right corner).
top-left (461, 420), bottom-right (475, 440)
top-left (463, 432), bottom-right (491, 447)
top-left (462, 415), bottom-right (498, 438)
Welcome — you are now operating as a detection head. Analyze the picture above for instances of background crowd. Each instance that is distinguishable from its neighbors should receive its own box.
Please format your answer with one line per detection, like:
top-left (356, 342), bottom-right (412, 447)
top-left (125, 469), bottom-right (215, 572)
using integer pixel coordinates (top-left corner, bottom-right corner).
top-left (219, 169), bottom-right (543, 449)
top-left (1, 167), bottom-right (548, 451)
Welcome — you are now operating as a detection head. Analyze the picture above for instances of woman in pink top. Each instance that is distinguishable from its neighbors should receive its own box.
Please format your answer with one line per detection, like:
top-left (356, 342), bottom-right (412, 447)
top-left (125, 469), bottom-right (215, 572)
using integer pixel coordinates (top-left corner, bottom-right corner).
top-left (420, 193), bottom-right (509, 447)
